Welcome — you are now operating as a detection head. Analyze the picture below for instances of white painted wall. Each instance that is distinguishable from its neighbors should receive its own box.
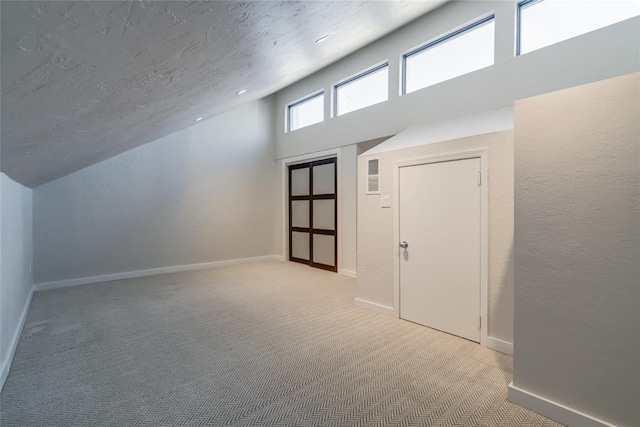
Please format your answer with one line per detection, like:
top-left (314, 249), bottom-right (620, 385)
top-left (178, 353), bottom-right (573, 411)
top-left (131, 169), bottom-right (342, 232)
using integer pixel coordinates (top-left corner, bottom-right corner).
top-left (510, 73), bottom-right (639, 427)
top-left (0, 173), bottom-right (33, 389)
top-left (357, 130), bottom-right (514, 345)
top-left (34, 99), bottom-right (277, 284)
top-left (339, 144), bottom-right (358, 276)
top-left (274, 1), bottom-right (639, 159)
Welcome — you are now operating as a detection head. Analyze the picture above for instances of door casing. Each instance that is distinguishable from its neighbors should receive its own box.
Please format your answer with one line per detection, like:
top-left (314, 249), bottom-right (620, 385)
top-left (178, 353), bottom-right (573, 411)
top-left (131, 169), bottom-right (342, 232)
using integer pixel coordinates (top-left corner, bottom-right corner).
top-left (281, 148), bottom-right (342, 272)
top-left (392, 149), bottom-right (489, 347)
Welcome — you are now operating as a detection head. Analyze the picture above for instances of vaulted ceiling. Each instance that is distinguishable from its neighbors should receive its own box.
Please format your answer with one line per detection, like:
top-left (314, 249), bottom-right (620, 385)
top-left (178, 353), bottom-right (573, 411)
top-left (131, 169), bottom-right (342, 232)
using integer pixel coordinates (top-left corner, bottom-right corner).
top-left (1, 1), bottom-right (445, 187)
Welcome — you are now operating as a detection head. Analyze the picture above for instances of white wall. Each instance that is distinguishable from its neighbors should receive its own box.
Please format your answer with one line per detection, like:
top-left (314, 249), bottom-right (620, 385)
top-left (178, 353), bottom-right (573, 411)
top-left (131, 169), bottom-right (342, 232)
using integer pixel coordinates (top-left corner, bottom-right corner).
top-left (274, 1), bottom-right (639, 159)
top-left (1, 173), bottom-right (33, 389)
top-left (34, 98), bottom-right (277, 284)
top-left (339, 145), bottom-right (358, 276)
top-left (357, 130), bottom-right (514, 346)
top-left (510, 73), bottom-right (639, 427)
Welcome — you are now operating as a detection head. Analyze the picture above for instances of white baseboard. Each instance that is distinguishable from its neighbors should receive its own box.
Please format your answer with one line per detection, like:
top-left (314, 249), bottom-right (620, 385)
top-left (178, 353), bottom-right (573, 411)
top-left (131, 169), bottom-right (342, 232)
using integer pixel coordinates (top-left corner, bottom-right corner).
top-left (354, 298), bottom-right (394, 317)
top-left (508, 382), bottom-right (614, 427)
top-left (1, 289), bottom-right (34, 392)
top-left (340, 269), bottom-right (357, 278)
top-left (486, 336), bottom-right (513, 356)
top-left (273, 254), bottom-right (286, 262)
top-left (34, 255), bottom-right (280, 292)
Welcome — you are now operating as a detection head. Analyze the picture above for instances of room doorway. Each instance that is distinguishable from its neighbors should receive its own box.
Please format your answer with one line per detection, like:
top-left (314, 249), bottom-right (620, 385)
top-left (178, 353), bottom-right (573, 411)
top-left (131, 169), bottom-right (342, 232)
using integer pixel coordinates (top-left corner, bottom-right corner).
top-left (288, 158), bottom-right (337, 272)
top-left (398, 157), bottom-right (481, 342)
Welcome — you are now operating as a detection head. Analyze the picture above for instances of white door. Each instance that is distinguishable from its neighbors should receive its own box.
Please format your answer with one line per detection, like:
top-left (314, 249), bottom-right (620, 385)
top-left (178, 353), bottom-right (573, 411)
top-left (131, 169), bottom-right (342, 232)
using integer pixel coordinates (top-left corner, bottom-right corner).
top-left (399, 158), bottom-right (481, 342)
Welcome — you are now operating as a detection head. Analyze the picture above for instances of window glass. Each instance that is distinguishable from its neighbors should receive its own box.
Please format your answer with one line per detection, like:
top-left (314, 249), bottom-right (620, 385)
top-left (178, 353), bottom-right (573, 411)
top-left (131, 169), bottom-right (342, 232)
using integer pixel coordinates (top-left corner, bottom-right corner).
top-left (404, 17), bottom-right (495, 94)
top-left (288, 92), bottom-right (324, 132)
top-left (519, 0), bottom-right (639, 55)
top-left (335, 64), bottom-right (389, 116)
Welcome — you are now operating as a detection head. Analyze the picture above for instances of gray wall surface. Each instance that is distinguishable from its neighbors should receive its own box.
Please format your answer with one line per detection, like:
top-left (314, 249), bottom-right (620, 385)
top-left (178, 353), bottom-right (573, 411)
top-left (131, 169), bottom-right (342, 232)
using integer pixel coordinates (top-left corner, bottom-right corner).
top-left (0, 173), bottom-right (33, 384)
top-left (274, 1), bottom-right (639, 160)
top-left (512, 72), bottom-right (639, 426)
top-left (34, 99), bottom-right (277, 284)
top-left (357, 130), bottom-right (514, 344)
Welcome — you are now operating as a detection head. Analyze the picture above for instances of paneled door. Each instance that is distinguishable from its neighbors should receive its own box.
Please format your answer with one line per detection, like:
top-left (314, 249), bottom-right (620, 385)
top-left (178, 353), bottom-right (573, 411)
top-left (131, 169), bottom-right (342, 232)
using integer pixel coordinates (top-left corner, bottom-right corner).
top-left (399, 158), bottom-right (481, 342)
top-left (289, 158), bottom-right (337, 272)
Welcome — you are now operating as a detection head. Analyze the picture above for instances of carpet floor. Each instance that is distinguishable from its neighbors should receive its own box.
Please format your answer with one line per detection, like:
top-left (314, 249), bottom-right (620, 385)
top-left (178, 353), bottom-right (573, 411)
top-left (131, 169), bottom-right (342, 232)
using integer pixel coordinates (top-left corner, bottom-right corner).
top-left (1, 261), bottom-right (561, 426)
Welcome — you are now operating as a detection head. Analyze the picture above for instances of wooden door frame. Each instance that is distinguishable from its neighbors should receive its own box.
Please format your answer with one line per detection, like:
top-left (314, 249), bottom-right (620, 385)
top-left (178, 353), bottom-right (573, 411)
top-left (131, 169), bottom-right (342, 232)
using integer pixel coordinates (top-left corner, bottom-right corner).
top-left (392, 149), bottom-right (489, 347)
top-left (282, 149), bottom-right (341, 272)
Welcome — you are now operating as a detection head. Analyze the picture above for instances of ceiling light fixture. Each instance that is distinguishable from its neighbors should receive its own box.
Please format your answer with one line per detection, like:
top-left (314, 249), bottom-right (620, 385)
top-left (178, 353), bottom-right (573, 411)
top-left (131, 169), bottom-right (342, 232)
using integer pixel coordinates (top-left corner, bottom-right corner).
top-left (236, 89), bottom-right (247, 95)
top-left (194, 116), bottom-right (203, 122)
top-left (315, 35), bottom-right (330, 44)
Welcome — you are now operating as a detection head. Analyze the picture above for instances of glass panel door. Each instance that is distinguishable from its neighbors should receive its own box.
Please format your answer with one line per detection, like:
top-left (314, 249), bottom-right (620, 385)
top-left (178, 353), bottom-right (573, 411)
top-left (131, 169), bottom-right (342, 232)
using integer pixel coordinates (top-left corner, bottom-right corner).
top-left (288, 158), bottom-right (337, 272)
top-left (289, 164), bottom-right (311, 264)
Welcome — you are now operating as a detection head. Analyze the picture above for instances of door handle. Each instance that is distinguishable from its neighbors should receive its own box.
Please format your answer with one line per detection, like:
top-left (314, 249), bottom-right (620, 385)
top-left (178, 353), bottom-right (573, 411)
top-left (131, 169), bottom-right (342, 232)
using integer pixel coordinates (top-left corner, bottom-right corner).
top-left (399, 241), bottom-right (408, 249)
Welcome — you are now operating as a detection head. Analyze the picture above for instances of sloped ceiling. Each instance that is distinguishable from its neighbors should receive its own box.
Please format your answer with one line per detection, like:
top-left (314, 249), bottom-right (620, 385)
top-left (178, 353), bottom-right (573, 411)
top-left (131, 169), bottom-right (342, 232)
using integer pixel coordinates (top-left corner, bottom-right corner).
top-left (1, 0), bottom-right (446, 187)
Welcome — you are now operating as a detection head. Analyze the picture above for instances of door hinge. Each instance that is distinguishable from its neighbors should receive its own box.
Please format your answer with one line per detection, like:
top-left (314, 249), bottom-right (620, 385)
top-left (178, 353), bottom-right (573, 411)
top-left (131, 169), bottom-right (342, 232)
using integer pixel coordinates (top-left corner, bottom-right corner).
top-left (477, 172), bottom-right (482, 186)
top-left (478, 315), bottom-right (482, 329)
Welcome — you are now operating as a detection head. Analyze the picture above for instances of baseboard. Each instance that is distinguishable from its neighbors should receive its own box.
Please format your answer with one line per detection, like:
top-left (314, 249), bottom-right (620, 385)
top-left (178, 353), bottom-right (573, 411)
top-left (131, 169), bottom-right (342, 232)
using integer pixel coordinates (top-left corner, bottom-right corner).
top-left (340, 269), bottom-right (357, 278)
top-left (273, 254), bottom-right (286, 262)
top-left (486, 336), bottom-right (513, 356)
top-left (508, 382), bottom-right (614, 427)
top-left (354, 298), bottom-right (394, 317)
top-left (34, 255), bottom-right (280, 292)
top-left (1, 289), bottom-right (34, 392)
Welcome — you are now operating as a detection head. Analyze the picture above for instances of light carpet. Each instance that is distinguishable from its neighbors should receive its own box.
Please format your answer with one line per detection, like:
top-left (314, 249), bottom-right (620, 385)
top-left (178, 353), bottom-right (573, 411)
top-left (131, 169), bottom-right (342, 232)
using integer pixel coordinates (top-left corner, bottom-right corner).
top-left (0, 261), bottom-right (561, 426)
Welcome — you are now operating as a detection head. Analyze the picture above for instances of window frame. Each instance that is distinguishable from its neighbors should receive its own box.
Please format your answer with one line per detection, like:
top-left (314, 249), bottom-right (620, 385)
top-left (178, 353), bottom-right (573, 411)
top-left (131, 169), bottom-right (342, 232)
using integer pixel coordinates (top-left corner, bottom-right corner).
top-left (516, 0), bottom-right (543, 56)
top-left (286, 90), bottom-right (325, 133)
top-left (401, 13), bottom-right (495, 95)
top-left (516, 0), bottom-right (639, 56)
top-left (332, 61), bottom-right (389, 118)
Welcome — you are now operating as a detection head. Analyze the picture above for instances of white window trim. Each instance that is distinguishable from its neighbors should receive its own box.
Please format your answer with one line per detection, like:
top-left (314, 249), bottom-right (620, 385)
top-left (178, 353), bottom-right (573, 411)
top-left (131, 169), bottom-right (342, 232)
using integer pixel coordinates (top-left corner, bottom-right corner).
top-left (401, 13), bottom-right (495, 95)
top-left (285, 89), bottom-right (324, 133)
top-left (332, 60), bottom-right (389, 118)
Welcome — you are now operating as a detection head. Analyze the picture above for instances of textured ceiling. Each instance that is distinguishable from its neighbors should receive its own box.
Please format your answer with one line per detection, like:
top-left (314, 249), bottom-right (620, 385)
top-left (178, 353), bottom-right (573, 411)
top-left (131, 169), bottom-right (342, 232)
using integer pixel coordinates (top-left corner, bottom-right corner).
top-left (1, 1), bottom-right (445, 187)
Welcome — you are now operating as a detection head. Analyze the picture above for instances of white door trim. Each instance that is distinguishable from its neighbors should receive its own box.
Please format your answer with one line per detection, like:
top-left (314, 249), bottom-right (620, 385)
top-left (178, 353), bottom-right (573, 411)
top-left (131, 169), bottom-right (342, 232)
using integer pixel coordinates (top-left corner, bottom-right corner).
top-left (280, 148), bottom-right (342, 273)
top-left (392, 149), bottom-right (489, 347)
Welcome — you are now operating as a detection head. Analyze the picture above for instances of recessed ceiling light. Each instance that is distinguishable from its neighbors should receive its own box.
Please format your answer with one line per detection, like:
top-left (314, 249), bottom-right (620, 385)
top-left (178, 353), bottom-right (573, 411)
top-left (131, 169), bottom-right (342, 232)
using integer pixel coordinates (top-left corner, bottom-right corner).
top-left (236, 89), bottom-right (247, 95)
top-left (315, 35), bottom-right (330, 44)
top-left (194, 116), bottom-right (203, 122)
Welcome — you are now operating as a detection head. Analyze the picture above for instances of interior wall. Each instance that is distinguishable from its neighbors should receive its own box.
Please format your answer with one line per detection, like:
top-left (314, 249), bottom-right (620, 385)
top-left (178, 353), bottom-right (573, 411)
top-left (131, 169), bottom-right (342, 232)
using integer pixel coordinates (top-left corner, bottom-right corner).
top-left (34, 98), bottom-right (277, 284)
top-left (339, 145), bottom-right (358, 276)
top-left (274, 1), bottom-right (639, 159)
top-left (357, 130), bottom-right (514, 344)
top-left (0, 173), bottom-right (33, 388)
top-left (511, 73), bottom-right (639, 426)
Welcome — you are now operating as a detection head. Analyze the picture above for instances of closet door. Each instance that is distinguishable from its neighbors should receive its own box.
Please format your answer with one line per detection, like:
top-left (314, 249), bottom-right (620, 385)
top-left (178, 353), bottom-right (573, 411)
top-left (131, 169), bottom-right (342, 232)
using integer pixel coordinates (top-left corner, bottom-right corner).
top-left (289, 164), bottom-right (311, 264)
top-left (288, 158), bottom-right (337, 272)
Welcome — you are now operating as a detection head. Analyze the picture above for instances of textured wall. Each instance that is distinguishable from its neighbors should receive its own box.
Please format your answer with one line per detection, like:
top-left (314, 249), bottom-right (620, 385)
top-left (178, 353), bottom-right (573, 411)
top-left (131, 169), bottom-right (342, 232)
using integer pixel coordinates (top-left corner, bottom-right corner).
top-left (513, 73), bottom-right (639, 426)
top-left (0, 173), bottom-right (33, 379)
top-left (34, 99), bottom-right (276, 283)
top-left (357, 130), bottom-right (514, 343)
top-left (274, 1), bottom-right (639, 159)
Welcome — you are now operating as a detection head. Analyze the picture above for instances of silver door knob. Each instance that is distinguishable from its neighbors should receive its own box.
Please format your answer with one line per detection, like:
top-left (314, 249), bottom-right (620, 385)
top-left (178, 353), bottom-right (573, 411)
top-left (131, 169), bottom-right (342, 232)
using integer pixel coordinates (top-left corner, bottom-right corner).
top-left (399, 241), bottom-right (408, 249)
